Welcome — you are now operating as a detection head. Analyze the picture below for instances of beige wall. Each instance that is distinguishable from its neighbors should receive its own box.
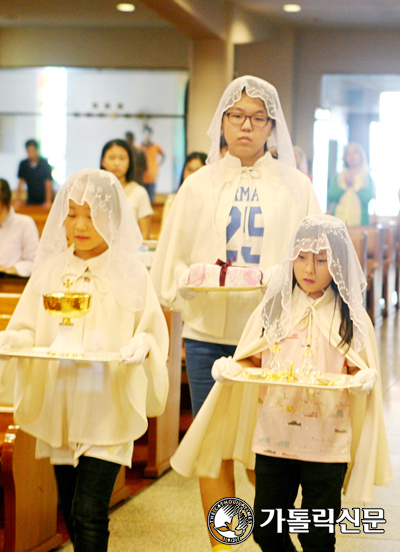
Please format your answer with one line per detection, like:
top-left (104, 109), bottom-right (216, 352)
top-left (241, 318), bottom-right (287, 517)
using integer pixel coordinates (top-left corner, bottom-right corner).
top-left (2, 23), bottom-right (400, 165)
top-left (0, 27), bottom-right (189, 68)
top-left (235, 27), bottom-right (295, 131)
top-left (187, 38), bottom-right (234, 153)
top-left (293, 28), bottom-right (400, 161)
top-left (236, 27), bottom-right (400, 166)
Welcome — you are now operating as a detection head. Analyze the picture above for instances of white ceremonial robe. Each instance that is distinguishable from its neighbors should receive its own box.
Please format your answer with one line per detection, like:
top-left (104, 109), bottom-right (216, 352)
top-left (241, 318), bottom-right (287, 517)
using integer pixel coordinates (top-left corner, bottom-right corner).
top-left (171, 286), bottom-right (392, 504)
top-left (150, 152), bottom-right (321, 344)
top-left (0, 247), bottom-right (169, 464)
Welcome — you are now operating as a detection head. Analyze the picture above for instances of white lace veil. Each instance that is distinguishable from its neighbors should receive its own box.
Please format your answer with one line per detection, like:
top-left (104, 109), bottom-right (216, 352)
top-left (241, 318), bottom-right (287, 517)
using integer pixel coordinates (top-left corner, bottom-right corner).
top-left (261, 214), bottom-right (368, 352)
top-left (207, 75), bottom-right (300, 198)
top-left (31, 168), bottom-right (145, 312)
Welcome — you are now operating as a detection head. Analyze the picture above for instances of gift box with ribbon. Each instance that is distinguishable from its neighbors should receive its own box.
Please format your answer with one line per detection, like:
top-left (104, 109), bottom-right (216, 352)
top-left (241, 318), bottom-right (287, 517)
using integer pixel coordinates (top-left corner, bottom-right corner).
top-left (187, 259), bottom-right (263, 288)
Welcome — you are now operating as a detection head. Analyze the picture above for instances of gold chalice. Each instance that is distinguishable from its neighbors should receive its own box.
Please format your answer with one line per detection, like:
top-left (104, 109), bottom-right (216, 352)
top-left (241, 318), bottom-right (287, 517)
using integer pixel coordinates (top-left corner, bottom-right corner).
top-left (43, 279), bottom-right (92, 354)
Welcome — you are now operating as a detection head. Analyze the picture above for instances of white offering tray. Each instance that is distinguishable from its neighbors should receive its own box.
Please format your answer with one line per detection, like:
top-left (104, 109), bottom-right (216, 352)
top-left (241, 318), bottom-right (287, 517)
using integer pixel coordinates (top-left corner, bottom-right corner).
top-left (0, 347), bottom-right (121, 363)
top-left (185, 284), bottom-right (265, 293)
top-left (226, 368), bottom-right (360, 390)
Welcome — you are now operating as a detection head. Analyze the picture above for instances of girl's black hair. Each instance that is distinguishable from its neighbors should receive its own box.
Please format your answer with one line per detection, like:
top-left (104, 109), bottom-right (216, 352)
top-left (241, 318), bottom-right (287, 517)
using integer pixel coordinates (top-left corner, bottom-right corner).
top-left (179, 151), bottom-right (207, 187)
top-left (100, 139), bottom-right (135, 182)
top-left (292, 221), bottom-right (354, 351)
top-left (330, 279), bottom-right (353, 351)
top-left (0, 178), bottom-right (11, 209)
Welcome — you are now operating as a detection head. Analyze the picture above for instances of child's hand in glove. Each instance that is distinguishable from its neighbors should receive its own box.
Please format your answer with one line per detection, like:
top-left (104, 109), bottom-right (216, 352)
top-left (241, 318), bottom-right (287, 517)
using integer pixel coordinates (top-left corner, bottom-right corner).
top-left (0, 330), bottom-right (27, 350)
top-left (211, 356), bottom-right (242, 385)
top-left (350, 369), bottom-right (378, 395)
top-left (120, 333), bottom-right (150, 365)
top-left (177, 268), bottom-right (197, 300)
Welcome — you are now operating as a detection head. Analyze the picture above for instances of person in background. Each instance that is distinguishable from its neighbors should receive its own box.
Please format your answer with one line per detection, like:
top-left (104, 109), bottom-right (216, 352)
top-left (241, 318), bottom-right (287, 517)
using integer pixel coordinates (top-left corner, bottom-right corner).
top-left (161, 151), bottom-right (207, 230)
top-left (125, 131), bottom-right (147, 185)
top-left (141, 125), bottom-right (165, 203)
top-left (294, 145), bottom-right (312, 181)
top-left (15, 139), bottom-right (53, 210)
top-left (100, 139), bottom-right (153, 239)
top-left (0, 178), bottom-right (39, 276)
top-left (328, 142), bottom-right (375, 226)
top-left (151, 75), bottom-right (321, 552)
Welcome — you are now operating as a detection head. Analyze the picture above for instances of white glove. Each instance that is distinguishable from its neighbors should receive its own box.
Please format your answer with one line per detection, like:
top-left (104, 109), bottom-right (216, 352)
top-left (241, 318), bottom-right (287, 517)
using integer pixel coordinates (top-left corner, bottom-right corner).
top-left (0, 330), bottom-right (25, 350)
top-left (350, 369), bottom-right (378, 396)
top-left (120, 333), bottom-right (150, 365)
top-left (211, 356), bottom-right (242, 385)
top-left (177, 268), bottom-right (197, 301)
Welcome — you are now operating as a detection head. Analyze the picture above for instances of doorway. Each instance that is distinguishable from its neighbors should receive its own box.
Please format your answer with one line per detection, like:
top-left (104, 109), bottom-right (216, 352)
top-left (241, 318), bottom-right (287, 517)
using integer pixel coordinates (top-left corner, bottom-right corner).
top-left (313, 74), bottom-right (400, 217)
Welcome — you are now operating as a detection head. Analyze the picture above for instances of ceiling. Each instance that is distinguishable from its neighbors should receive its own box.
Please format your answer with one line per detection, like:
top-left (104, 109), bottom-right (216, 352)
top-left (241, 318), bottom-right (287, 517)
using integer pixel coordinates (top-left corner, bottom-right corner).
top-left (231, 0), bottom-right (400, 29)
top-left (1, 0), bottom-right (400, 30)
top-left (0, 0), bottom-right (169, 28)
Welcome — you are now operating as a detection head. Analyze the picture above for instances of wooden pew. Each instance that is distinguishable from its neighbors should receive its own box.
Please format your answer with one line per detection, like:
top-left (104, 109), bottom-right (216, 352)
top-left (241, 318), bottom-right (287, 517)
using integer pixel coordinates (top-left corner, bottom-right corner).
top-left (347, 227), bottom-right (367, 308)
top-left (0, 294), bottom-right (21, 332)
top-left (381, 224), bottom-right (396, 317)
top-left (365, 225), bottom-right (384, 325)
top-left (0, 276), bottom-right (28, 296)
top-left (13, 206), bottom-right (49, 237)
top-left (142, 308), bottom-right (182, 477)
top-left (0, 410), bottom-right (62, 552)
top-left (347, 225), bottom-right (383, 325)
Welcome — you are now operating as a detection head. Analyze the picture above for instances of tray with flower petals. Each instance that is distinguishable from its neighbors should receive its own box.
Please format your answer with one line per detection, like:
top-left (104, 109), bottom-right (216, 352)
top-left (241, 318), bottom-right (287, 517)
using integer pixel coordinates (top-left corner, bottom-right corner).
top-left (0, 347), bottom-right (120, 362)
top-left (226, 368), bottom-right (360, 390)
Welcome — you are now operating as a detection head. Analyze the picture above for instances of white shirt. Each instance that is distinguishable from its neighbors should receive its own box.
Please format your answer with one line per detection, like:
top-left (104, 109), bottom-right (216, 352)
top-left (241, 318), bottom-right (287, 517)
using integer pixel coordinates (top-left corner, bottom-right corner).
top-left (124, 182), bottom-right (153, 221)
top-left (226, 179), bottom-right (263, 265)
top-left (0, 208), bottom-right (39, 276)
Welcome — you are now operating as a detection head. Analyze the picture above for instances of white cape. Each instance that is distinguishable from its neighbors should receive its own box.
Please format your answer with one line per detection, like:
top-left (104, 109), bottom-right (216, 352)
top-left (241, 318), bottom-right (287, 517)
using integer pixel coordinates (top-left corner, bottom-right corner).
top-left (171, 287), bottom-right (392, 504)
top-left (0, 248), bottom-right (169, 449)
top-left (150, 152), bottom-right (321, 339)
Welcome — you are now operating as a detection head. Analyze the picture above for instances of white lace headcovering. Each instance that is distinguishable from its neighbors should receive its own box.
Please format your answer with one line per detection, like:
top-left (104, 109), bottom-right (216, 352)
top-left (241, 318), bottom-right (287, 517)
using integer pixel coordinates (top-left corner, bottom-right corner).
top-left (206, 75), bottom-right (301, 199)
top-left (31, 168), bottom-right (145, 312)
top-left (261, 214), bottom-right (368, 351)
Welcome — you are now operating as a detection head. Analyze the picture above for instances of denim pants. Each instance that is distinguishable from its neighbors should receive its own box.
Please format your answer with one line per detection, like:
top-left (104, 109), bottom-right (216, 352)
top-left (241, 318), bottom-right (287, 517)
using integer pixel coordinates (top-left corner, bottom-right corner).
top-left (142, 182), bottom-right (156, 202)
top-left (253, 454), bottom-right (347, 552)
top-left (54, 456), bottom-right (121, 552)
top-left (184, 338), bottom-right (236, 417)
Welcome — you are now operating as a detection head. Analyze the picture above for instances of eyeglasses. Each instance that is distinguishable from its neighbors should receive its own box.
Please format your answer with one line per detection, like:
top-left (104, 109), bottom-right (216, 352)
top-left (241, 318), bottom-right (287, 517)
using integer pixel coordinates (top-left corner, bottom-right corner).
top-left (225, 112), bottom-right (270, 128)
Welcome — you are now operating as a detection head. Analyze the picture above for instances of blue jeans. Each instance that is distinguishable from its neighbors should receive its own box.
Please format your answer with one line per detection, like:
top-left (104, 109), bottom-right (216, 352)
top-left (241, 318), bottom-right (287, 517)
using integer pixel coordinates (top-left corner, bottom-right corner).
top-left (142, 182), bottom-right (156, 202)
top-left (253, 454), bottom-right (347, 552)
top-left (54, 456), bottom-right (121, 552)
top-left (184, 338), bottom-right (236, 417)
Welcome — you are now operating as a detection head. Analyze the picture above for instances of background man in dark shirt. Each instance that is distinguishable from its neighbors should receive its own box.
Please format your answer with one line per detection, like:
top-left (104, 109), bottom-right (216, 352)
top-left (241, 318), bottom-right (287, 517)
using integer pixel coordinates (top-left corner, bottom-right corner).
top-left (15, 139), bottom-right (53, 210)
top-left (125, 131), bottom-right (147, 185)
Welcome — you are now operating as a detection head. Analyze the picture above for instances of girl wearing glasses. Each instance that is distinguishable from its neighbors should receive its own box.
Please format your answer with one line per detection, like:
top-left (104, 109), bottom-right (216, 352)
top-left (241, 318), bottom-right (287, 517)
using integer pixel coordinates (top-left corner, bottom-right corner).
top-left (151, 76), bottom-right (321, 552)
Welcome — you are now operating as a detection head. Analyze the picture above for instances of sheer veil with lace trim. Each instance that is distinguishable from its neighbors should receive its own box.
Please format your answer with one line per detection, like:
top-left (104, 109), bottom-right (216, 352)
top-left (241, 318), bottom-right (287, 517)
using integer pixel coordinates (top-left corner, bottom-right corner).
top-left (206, 75), bottom-right (302, 200)
top-left (261, 214), bottom-right (368, 352)
top-left (30, 168), bottom-right (145, 312)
